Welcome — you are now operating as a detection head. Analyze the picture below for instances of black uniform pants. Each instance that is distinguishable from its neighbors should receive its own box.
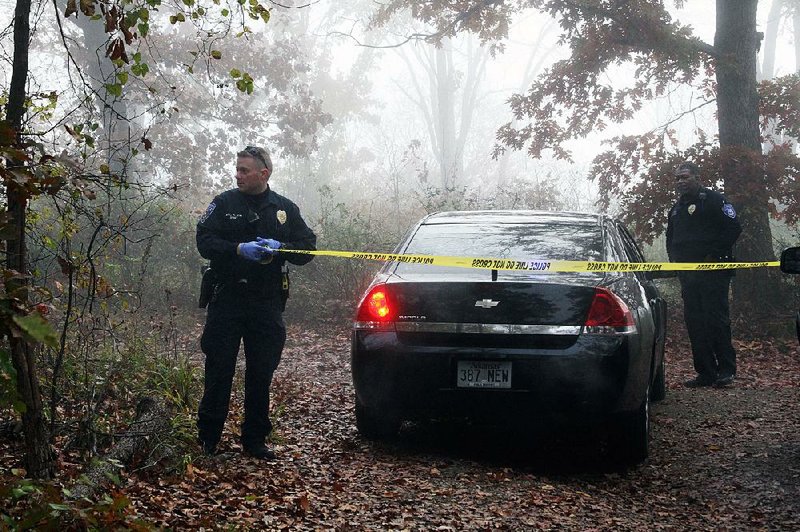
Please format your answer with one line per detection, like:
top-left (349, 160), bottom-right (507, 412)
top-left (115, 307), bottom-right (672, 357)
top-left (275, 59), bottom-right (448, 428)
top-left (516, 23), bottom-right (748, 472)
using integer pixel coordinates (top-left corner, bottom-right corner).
top-left (679, 271), bottom-right (736, 381)
top-left (198, 285), bottom-right (286, 449)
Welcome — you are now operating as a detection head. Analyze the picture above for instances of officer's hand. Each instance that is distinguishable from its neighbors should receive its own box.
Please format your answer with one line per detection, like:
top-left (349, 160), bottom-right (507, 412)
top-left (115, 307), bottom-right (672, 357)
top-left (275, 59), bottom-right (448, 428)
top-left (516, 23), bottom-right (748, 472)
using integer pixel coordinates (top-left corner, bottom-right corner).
top-left (257, 237), bottom-right (282, 256)
top-left (237, 241), bottom-right (267, 262)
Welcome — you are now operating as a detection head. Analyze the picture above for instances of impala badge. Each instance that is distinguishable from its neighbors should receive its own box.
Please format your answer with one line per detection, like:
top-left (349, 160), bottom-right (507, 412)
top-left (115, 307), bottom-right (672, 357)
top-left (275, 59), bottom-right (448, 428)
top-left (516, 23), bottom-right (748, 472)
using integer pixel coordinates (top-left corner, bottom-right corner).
top-left (475, 299), bottom-right (499, 308)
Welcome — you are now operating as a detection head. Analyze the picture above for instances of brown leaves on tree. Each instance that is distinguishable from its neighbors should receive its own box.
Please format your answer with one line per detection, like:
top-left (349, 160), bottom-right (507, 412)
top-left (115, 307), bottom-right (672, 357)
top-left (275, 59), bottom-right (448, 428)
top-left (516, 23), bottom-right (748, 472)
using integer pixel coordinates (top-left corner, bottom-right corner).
top-left (64, 0), bottom-right (78, 18)
top-left (78, 0), bottom-right (95, 17)
top-left (64, 0), bottom-right (137, 61)
top-left (760, 74), bottom-right (800, 141)
top-left (106, 37), bottom-right (128, 64)
top-left (498, 2), bottom-right (709, 163)
top-left (104, 5), bottom-right (118, 33)
top-left (378, 1), bottom-right (708, 164)
top-left (56, 255), bottom-right (74, 276)
top-left (371, 0), bottom-right (514, 47)
top-left (592, 132), bottom-right (800, 244)
top-left (380, 1), bottom-right (794, 256)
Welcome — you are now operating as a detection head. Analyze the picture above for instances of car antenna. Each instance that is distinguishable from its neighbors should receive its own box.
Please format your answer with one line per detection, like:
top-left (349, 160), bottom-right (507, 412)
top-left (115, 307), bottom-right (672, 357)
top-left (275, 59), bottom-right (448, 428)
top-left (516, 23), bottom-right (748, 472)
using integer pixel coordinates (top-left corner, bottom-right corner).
top-left (491, 269), bottom-right (498, 282)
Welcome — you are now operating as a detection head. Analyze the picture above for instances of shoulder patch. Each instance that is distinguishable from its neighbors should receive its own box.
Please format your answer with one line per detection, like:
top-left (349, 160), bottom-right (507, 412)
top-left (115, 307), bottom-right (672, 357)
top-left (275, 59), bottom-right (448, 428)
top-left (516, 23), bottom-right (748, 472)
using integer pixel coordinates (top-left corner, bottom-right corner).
top-left (199, 202), bottom-right (216, 224)
top-left (722, 203), bottom-right (736, 219)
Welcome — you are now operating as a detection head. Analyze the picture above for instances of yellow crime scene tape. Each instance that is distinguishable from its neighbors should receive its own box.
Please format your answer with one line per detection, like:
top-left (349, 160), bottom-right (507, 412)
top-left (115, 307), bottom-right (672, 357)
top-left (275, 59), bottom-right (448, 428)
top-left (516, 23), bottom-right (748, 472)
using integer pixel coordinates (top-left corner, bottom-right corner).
top-left (276, 249), bottom-right (779, 273)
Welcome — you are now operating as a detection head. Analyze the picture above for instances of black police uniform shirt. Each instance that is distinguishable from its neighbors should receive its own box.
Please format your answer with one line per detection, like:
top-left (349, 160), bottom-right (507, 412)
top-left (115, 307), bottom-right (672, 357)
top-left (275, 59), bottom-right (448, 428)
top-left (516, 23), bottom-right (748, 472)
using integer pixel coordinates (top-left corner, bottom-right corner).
top-left (196, 187), bottom-right (316, 299)
top-left (666, 187), bottom-right (742, 263)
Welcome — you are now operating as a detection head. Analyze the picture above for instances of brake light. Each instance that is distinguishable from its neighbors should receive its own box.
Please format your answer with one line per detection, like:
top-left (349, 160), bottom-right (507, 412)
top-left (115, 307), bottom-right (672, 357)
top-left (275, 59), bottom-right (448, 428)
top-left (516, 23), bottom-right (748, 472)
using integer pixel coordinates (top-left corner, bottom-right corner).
top-left (355, 284), bottom-right (396, 328)
top-left (584, 288), bottom-right (634, 333)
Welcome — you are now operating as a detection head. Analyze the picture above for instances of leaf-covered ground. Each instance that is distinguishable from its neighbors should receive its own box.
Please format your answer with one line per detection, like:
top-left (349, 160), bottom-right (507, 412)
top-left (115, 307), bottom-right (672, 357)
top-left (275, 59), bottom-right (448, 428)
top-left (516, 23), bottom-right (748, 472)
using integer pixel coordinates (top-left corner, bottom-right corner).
top-left (3, 318), bottom-right (800, 530)
top-left (130, 319), bottom-right (800, 530)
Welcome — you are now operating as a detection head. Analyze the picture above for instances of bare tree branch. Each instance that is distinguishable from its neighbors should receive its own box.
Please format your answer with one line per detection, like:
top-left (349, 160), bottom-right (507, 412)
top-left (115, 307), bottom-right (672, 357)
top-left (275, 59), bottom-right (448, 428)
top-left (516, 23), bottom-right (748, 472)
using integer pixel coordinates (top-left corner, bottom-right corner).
top-left (268, 0), bottom-right (322, 7)
top-left (331, 0), bottom-right (504, 49)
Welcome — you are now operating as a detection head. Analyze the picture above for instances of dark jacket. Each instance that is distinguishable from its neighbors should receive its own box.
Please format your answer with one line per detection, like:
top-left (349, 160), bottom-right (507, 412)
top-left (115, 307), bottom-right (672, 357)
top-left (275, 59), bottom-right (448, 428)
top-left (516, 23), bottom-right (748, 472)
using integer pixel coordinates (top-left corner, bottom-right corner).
top-left (666, 187), bottom-right (741, 263)
top-left (196, 188), bottom-right (316, 299)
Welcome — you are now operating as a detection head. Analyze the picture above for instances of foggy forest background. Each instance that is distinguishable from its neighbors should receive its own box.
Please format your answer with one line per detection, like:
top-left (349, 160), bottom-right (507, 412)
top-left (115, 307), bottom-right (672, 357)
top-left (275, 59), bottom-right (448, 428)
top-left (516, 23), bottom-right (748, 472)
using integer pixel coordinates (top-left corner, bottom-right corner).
top-left (1, 0), bottom-right (799, 491)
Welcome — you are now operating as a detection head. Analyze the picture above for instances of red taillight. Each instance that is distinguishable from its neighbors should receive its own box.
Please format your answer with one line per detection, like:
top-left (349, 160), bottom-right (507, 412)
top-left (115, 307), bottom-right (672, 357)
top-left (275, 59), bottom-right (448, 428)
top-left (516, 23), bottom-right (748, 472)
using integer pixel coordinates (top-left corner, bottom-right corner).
top-left (356, 285), bottom-right (395, 322)
top-left (585, 288), bottom-right (634, 328)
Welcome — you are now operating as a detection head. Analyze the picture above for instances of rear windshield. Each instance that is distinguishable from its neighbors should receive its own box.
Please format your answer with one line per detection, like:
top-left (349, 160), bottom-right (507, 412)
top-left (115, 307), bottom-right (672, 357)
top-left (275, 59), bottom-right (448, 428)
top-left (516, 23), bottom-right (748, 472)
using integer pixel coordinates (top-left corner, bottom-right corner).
top-left (395, 222), bottom-right (603, 277)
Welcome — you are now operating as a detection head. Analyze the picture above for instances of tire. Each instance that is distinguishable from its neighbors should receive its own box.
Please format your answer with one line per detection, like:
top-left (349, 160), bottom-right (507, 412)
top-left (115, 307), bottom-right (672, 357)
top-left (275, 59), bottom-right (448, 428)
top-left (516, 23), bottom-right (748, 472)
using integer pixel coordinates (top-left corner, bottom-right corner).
top-left (795, 311), bottom-right (799, 344)
top-left (651, 352), bottom-right (666, 402)
top-left (355, 397), bottom-right (401, 441)
top-left (609, 385), bottom-right (650, 466)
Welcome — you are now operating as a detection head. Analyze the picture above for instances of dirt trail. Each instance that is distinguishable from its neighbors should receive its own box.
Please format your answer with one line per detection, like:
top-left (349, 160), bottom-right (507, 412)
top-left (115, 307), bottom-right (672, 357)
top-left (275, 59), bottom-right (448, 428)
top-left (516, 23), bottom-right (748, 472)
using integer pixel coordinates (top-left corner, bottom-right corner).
top-left (128, 324), bottom-right (800, 529)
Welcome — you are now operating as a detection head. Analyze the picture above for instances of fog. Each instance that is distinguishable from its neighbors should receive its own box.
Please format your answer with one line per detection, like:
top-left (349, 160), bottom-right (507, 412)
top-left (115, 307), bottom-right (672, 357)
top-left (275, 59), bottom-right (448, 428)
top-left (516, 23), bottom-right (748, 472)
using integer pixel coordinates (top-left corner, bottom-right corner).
top-left (0, 0), bottom-right (797, 223)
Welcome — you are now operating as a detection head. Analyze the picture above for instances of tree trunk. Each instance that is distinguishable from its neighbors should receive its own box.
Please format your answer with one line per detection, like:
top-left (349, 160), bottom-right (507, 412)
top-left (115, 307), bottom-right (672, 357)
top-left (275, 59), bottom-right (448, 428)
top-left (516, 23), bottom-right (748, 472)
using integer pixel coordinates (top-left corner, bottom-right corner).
top-left (794, 3), bottom-right (800, 72)
top-left (69, 397), bottom-right (169, 500)
top-left (9, 340), bottom-right (54, 479)
top-left (760, 1), bottom-right (782, 154)
top-left (4, 0), bottom-right (55, 479)
top-left (714, 0), bottom-right (779, 319)
top-left (760, 0), bottom-right (782, 80)
top-left (73, 12), bottom-right (131, 178)
top-left (457, 38), bottom-right (487, 184)
top-left (433, 44), bottom-right (458, 191)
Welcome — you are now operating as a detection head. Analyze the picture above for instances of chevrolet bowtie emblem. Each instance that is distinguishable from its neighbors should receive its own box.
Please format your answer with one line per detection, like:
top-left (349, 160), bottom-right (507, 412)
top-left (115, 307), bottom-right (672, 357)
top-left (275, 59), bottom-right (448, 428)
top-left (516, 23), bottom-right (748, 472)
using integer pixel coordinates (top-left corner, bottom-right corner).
top-left (475, 299), bottom-right (499, 308)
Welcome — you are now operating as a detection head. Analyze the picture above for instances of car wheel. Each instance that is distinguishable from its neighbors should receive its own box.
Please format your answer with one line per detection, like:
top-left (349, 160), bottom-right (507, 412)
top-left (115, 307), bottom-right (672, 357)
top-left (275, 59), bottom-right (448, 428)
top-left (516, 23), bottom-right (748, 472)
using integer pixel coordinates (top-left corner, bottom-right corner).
top-left (355, 396), bottom-right (401, 440)
top-left (609, 385), bottom-right (650, 466)
top-left (795, 311), bottom-right (799, 344)
top-left (651, 352), bottom-right (666, 402)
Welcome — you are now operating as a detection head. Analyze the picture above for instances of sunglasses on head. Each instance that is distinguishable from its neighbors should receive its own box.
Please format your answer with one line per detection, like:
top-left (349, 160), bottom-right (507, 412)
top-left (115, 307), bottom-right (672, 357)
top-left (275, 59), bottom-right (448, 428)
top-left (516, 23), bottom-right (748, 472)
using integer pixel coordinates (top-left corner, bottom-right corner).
top-left (244, 146), bottom-right (268, 169)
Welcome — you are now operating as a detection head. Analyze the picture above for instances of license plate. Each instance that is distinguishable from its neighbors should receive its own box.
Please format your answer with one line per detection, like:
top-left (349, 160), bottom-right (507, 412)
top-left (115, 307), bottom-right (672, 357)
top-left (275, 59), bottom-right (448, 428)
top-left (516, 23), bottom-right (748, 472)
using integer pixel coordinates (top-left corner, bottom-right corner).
top-left (456, 361), bottom-right (512, 389)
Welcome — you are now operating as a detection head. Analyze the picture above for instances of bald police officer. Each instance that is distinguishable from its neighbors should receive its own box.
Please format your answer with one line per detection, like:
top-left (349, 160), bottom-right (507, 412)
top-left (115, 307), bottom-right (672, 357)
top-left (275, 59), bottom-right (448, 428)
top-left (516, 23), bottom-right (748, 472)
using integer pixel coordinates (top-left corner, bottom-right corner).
top-left (666, 161), bottom-right (741, 388)
top-left (196, 146), bottom-right (316, 459)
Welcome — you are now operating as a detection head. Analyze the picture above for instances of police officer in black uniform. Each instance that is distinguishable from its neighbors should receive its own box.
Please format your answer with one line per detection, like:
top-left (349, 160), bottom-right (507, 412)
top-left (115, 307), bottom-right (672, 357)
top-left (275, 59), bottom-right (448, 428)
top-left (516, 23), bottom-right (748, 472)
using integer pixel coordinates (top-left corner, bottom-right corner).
top-left (666, 161), bottom-right (741, 388)
top-left (196, 146), bottom-right (316, 459)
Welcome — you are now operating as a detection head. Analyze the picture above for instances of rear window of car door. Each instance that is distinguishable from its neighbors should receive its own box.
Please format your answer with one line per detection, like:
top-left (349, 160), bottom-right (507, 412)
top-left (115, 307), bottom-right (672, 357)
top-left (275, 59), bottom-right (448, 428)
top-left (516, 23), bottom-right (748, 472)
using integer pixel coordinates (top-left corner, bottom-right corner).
top-left (394, 222), bottom-right (603, 277)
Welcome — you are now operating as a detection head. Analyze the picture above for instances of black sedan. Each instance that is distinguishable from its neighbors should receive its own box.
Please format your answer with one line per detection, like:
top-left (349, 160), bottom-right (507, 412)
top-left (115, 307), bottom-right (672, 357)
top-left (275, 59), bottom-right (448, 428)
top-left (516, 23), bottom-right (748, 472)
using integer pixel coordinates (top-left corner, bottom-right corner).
top-left (780, 246), bottom-right (800, 343)
top-left (351, 211), bottom-right (667, 464)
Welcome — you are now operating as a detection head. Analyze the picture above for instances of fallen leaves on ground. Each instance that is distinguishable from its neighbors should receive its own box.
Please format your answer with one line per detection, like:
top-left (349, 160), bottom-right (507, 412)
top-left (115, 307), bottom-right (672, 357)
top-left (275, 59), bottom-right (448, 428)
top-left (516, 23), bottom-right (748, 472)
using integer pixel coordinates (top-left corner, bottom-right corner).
top-left (2, 317), bottom-right (799, 530)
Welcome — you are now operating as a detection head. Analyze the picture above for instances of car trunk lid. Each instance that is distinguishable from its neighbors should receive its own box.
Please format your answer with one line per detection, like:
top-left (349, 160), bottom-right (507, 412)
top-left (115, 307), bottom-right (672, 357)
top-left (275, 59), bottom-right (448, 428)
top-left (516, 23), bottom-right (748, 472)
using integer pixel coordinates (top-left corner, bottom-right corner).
top-left (386, 274), bottom-right (603, 326)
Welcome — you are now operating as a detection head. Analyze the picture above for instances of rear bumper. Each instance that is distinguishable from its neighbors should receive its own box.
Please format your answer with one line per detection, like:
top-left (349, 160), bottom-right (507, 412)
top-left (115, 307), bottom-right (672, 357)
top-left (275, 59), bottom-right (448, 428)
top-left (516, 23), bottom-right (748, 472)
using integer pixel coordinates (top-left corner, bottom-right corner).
top-left (351, 330), bottom-right (646, 427)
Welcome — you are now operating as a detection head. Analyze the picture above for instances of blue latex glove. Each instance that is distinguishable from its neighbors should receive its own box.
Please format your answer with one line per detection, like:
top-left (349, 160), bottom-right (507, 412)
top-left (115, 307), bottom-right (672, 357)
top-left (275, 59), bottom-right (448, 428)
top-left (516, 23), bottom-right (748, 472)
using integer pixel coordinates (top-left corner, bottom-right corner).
top-left (256, 237), bottom-right (282, 256)
top-left (237, 241), bottom-right (267, 262)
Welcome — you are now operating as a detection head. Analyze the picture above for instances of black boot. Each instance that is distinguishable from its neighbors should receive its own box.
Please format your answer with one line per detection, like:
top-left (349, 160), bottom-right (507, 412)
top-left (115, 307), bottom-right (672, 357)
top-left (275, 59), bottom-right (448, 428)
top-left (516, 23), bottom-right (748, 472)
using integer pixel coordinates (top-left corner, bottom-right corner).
top-left (243, 444), bottom-right (276, 460)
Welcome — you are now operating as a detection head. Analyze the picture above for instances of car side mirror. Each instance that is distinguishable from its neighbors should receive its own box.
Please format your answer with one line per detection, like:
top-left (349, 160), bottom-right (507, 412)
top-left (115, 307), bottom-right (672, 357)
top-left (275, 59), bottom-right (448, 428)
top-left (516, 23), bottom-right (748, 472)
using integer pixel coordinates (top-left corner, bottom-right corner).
top-left (780, 247), bottom-right (800, 274)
